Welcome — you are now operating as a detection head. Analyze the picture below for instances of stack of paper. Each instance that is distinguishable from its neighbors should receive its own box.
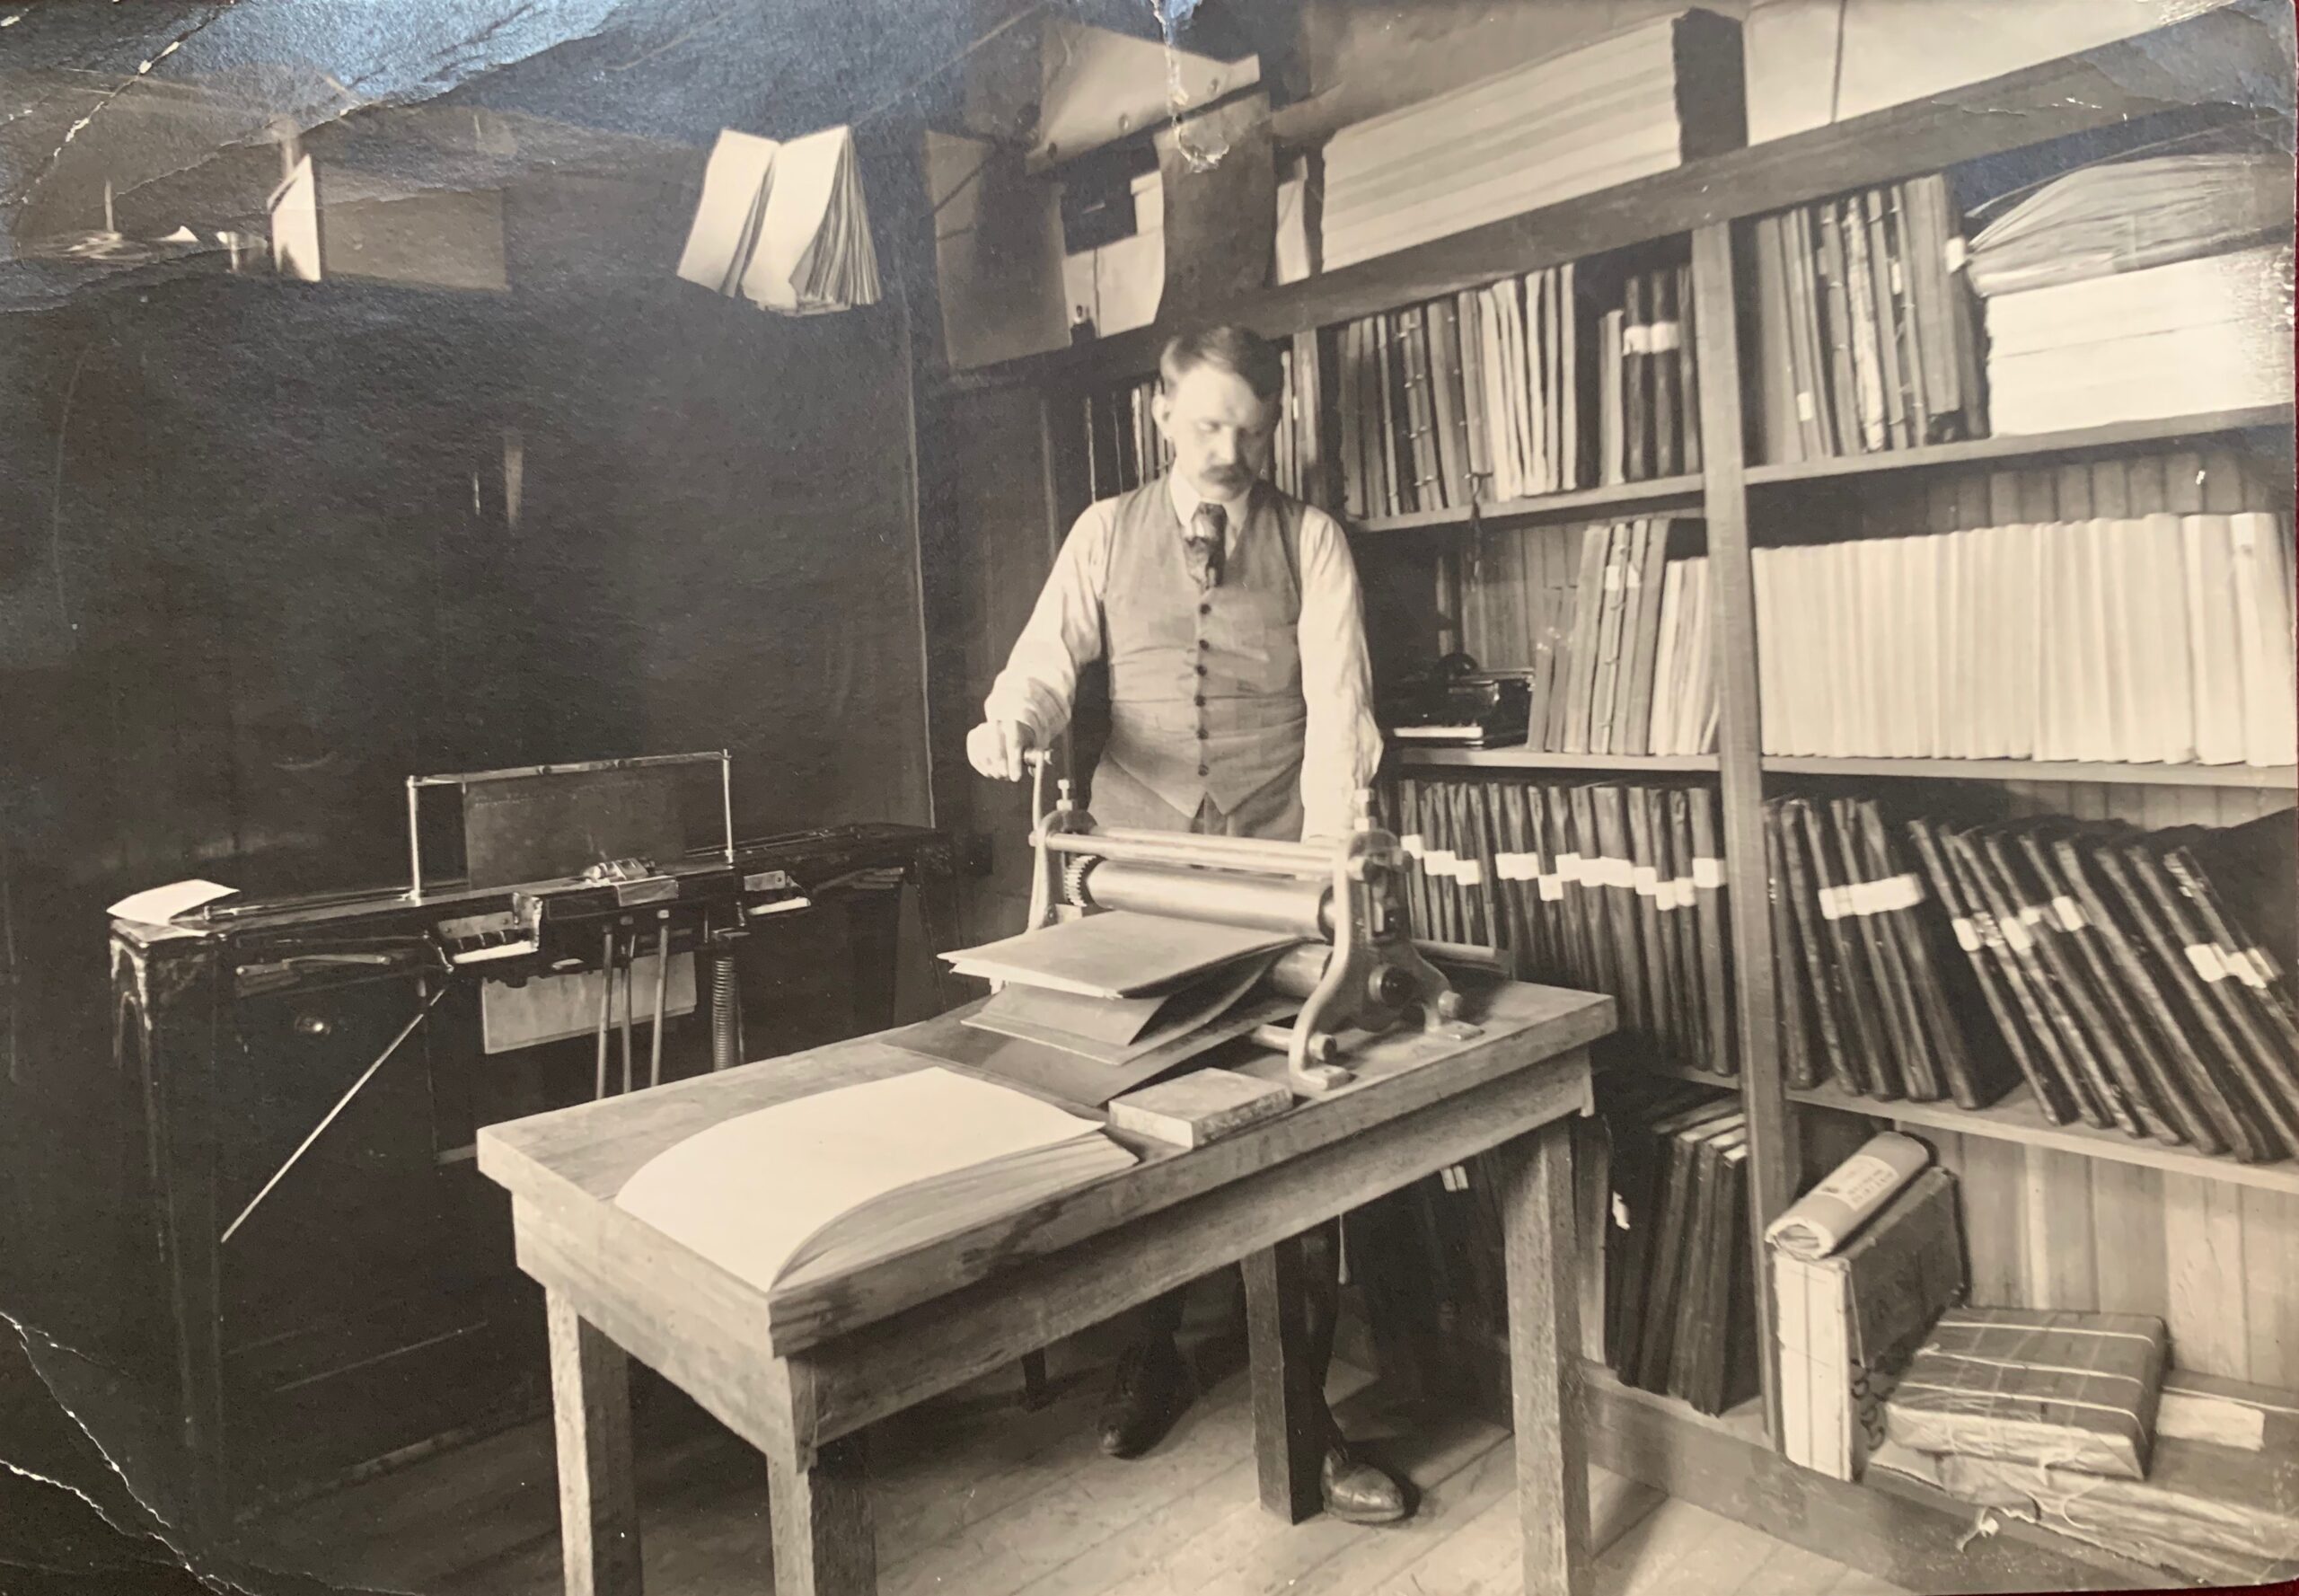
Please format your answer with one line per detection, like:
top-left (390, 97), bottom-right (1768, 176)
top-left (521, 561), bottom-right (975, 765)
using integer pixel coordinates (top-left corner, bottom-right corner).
top-left (614, 1066), bottom-right (1133, 1292)
top-left (1980, 243), bottom-right (2293, 435)
top-left (939, 910), bottom-right (1301, 1097)
top-left (1317, 12), bottom-right (1740, 273)
top-left (1965, 154), bottom-right (2295, 300)
top-left (677, 124), bottom-right (882, 315)
top-left (1752, 513), bottom-right (2298, 767)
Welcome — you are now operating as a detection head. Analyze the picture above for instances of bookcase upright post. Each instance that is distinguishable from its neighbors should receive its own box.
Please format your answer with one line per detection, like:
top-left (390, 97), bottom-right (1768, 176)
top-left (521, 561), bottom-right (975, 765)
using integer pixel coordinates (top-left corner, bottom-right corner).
top-left (1689, 219), bottom-right (1794, 1444)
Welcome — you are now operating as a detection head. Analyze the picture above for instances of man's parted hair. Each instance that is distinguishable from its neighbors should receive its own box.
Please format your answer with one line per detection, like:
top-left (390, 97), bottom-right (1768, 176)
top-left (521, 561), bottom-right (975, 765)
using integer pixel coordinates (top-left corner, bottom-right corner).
top-left (1158, 325), bottom-right (1285, 404)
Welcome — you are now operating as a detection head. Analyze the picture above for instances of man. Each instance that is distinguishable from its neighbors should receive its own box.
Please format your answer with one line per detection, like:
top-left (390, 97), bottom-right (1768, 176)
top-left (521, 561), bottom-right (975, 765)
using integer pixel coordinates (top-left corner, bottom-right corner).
top-left (965, 325), bottom-right (1407, 1525)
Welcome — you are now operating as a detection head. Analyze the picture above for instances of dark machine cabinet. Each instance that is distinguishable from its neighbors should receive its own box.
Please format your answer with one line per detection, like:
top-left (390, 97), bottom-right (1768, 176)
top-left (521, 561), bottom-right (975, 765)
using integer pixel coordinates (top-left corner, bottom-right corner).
top-left (111, 822), bottom-right (953, 1538)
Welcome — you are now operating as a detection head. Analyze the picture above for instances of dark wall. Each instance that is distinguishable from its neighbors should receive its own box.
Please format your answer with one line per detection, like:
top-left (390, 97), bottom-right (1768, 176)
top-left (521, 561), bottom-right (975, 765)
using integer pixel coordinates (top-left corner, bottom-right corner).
top-left (0, 172), bottom-right (933, 1117)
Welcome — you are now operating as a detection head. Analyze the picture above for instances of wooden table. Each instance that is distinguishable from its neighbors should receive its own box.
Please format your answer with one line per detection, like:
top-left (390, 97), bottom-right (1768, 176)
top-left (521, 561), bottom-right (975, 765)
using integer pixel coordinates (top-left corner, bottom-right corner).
top-left (477, 979), bottom-right (1611, 1596)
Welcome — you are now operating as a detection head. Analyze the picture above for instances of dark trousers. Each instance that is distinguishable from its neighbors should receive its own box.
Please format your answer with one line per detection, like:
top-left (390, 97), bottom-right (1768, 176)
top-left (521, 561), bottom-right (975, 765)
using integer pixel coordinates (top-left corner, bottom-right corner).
top-left (1089, 766), bottom-right (1343, 1419)
top-left (1133, 1218), bottom-right (1343, 1413)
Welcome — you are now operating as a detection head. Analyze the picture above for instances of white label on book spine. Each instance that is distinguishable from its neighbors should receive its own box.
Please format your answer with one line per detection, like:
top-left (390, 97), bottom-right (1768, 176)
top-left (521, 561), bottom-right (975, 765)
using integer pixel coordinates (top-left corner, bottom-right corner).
top-left (1951, 917), bottom-right (1981, 953)
top-left (1603, 564), bottom-right (1624, 591)
top-left (2225, 945), bottom-right (2268, 990)
top-left (1597, 858), bottom-right (1636, 888)
top-left (2051, 896), bottom-right (2088, 933)
top-left (2247, 948), bottom-right (2279, 989)
top-left (1425, 848), bottom-right (1457, 874)
top-left (1556, 851), bottom-right (1583, 882)
top-left (1495, 851), bottom-right (1534, 881)
top-left (1633, 866), bottom-right (1660, 896)
top-left (1456, 860), bottom-right (1484, 886)
top-left (1692, 857), bottom-right (1725, 890)
top-left (1797, 391), bottom-right (1817, 423)
top-left (1819, 885), bottom-right (1850, 921)
top-left (1645, 319), bottom-right (1682, 353)
top-left (2001, 917), bottom-right (2034, 953)
top-left (2187, 943), bottom-right (2231, 983)
top-left (1538, 875), bottom-right (1565, 902)
top-left (1401, 833), bottom-right (1425, 857)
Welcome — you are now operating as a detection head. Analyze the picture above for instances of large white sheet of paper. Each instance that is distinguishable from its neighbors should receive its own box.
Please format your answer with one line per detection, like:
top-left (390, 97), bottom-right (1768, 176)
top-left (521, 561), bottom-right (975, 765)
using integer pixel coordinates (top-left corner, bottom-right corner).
top-left (109, 879), bottom-right (237, 924)
top-left (613, 1067), bottom-right (1111, 1292)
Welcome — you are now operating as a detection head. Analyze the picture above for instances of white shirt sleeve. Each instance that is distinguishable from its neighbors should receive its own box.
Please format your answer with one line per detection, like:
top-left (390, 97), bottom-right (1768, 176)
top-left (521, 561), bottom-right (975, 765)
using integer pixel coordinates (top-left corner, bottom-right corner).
top-left (1295, 507), bottom-right (1385, 844)
top-left (981, 501), bottom-right (1114, 743)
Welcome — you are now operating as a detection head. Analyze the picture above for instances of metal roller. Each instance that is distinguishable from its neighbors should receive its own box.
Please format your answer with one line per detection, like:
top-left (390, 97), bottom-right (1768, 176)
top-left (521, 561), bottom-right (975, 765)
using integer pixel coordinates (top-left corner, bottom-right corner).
top-left (1070, 859), bottom-right (1333, 939)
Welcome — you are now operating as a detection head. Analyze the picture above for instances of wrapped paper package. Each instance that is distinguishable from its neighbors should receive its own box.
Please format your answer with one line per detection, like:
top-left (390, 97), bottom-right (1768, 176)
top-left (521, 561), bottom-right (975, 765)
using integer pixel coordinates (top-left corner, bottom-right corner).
top-left (1869, 1371), bottom-right (2299, 1589)
top-left (1886, 1306), bottom-right (2169, 1480)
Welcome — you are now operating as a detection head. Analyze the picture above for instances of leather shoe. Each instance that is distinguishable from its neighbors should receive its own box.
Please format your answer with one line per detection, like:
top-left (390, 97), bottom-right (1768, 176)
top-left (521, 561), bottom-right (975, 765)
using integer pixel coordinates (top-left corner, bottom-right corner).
top-left (1097, 1336), bottom-right (1190, 1459)
top-left (1320, 1440), bottom-right (1409, 1525)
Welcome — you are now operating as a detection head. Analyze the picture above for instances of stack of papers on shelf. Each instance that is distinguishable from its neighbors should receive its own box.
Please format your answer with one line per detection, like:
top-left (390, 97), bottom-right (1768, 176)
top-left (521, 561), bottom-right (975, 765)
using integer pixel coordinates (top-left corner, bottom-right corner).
top-left (614, 1066), bottom-right (1133, 1292)
top-left (1752, 513), bottom-right (2298, 767)
top-left (1317, 12), bottom-right (1739, 272)
top-left (1966, 154), bottom-right (2295, 299)
top-left (1980, 242), bottom-right (2293, 435)
top-left (677, 124), bottom-right (882, 315)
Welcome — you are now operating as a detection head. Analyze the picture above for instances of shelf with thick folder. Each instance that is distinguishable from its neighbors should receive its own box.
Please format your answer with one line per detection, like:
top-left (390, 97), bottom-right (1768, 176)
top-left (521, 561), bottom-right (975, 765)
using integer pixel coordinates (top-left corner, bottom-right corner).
top-left (1744, 405), bottom-right (2296, 488)
top-left (1790, 1080), bottom-right (2299, 1196)
top-left (1351, 474), bottom-right (1705, 536)
top-left (1761, 755), bottom-right (2299, 789)
top-left (1400, 747), bottom-right (1720, 774)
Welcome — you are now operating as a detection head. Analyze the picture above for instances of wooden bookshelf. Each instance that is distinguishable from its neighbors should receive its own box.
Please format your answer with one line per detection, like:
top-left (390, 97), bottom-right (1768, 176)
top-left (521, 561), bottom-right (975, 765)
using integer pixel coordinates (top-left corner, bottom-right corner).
top-left (1399, 746), bottom-right (1719, 773)
top-left (1352, 473), bottom-right (1704, 535)
top-left (1790, 1080), bottom-right (2299, 1196)
top-left (957, 5), bottom-right (2299, 1583)
top-left (952, 1), bottom-right (2280, 393)
top-left (1762, 755), bottom-right (2299, 789)
top-left (1745, 404), bottom-right (2297, 487)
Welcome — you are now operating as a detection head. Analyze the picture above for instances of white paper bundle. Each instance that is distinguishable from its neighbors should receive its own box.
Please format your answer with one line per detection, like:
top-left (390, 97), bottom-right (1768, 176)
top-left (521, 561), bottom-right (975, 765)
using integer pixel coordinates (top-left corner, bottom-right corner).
top-left (1764, 1131), bottom-right (1929, 1260)
top-left (678, 124), bottom-right (882, 315)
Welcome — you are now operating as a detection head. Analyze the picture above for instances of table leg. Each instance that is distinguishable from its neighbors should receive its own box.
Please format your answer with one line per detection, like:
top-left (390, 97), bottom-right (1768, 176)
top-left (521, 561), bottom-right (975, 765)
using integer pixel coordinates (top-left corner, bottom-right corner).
top-left (546, 1292), bottom-right (643, 1596)
top-left (1244, 1235), bottom-right (1323, 1523)
top-left (770, 1433), bottom-right (876, 1596)
top-left (1500, 1119), bottom-right (1591, 1596)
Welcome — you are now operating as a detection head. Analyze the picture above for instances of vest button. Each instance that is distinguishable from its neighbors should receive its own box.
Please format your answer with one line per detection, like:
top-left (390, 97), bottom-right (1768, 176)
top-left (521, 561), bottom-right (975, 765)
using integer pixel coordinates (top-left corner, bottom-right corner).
top-left (1196, 727), bottom-right (1209, 740)
top-left (1197, 639), bottom-right (1210, 651)
top-left (1197, 763), bottom-right (1210, 777)
top-left (1193, 694), bottom-right (1205, 707)
top-left (1198, 602), bottom-right (1211, 616)
top-left (1194, 663), bottom-right (1207, 675)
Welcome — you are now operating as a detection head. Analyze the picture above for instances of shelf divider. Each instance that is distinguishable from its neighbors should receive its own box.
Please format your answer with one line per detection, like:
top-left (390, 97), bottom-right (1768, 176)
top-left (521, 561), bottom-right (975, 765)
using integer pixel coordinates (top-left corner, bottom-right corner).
top-left (1790, 1081), bottom-right (2299, 1195)
top-left (1762, 755), bottom-right (2299, 789)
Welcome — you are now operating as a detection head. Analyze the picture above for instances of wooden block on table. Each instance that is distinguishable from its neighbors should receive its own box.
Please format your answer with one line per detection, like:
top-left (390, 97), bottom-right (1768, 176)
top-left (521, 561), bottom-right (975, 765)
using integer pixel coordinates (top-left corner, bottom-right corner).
top-left (1109, 1069), bottom-right (1292, 1148)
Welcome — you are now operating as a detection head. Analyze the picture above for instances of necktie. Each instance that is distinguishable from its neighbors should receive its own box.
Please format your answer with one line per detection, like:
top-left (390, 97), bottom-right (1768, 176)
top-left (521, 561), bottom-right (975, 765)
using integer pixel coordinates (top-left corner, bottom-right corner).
top-left (1185, 502), bottom-right (1226, 592)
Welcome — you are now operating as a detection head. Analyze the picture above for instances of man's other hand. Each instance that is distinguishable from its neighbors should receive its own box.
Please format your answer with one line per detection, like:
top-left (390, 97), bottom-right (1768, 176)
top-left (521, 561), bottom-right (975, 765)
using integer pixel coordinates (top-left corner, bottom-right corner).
top-left (966, 719), bottom-right (1034, 780)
